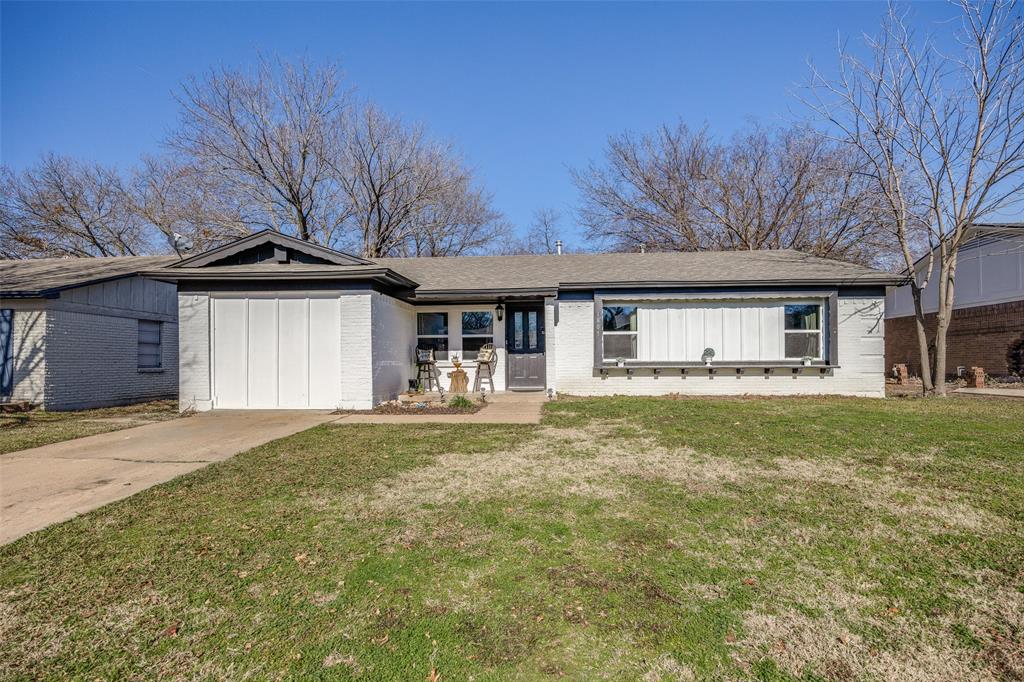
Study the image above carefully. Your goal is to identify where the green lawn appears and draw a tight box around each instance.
[0,400,179,455]
[1,396,1021,680]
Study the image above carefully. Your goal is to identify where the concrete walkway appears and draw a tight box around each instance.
[0,410,339,545]
[335,391,546,425]
[953,387,1024,399]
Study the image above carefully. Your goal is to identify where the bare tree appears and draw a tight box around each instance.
[127,156,254,254]
[335,105,507,257]
[500,208,586,255]
[573,123,893,265]
[0,154,154,258]
[169,56,352,244]
[572,124,706,253]
[807,0,1024,395]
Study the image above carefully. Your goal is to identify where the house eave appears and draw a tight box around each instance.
[559,276,906,290]
[406,287,559,302]
[141,268,419,290]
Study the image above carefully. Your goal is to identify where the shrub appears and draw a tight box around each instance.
[1008,335,1024,377]
[448,395,475,409]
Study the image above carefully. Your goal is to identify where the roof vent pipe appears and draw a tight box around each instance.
[555,240,563,255]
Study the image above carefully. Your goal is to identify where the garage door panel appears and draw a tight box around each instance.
[213,298,247,408]
[308,297,342,408]
[278,298,309,408]
[213,294,341,409]
[246,298,279,408]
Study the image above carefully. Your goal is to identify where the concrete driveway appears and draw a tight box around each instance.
[0,410,339,545]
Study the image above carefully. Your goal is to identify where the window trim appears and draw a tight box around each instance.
[460,311,494,360]
[137,319,163,370]
[601,304,638,360]
[783,303,824,360]
[593,291,839,368]
[416,311,449,360]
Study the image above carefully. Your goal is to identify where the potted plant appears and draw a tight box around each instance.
[802,356,813,367]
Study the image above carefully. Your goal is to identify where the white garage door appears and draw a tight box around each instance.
[212,295,342,409]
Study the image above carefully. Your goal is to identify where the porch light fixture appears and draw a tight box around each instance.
[495,303,504,322]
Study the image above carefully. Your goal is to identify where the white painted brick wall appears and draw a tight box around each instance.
[44,309,178,410]
[545,298,557,395]
[4,301,47,405]
[178,293,212,411]
[370,292,416,403]
[553,296,886,398]
[339,293,374,410]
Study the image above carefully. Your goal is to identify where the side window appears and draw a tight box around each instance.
[784,304,822,359]
[417,312,449,360]
[602,305,637,360]
[138,320,163,369]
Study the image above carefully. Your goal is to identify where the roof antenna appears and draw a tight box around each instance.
[167,232,195,259]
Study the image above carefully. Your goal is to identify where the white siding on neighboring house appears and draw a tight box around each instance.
[886,232,1024,317]
[553,296,885,397]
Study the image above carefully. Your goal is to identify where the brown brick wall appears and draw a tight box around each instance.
[885,299,1024,377]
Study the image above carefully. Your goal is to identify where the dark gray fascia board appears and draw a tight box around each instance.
[562,275,905,290]
[141,267,419,290]
[406,287,558,302]
[170,230,373,268]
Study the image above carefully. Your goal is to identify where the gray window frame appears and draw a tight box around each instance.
[137,319,163,370]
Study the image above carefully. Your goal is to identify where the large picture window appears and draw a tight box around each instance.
[417,312,449,360]
[602,305,637,360]
[461,311,493,360]
[784,304,822,359]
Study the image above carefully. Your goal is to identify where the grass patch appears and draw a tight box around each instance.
[0,400,179,455]
[1,396,1021,679]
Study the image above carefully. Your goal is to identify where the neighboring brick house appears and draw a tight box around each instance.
[0,256,179,410]
[885,224,1024,378]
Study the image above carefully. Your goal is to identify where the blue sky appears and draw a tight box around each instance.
[1,1,961,245]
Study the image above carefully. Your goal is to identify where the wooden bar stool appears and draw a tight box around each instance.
[415,347,439,392]
[473,343,497,394]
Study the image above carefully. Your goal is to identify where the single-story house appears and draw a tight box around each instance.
[147,230,901,411]
[886,223,1024,377]
[0,256,179,410]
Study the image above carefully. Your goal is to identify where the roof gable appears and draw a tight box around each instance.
[171,230,371,269]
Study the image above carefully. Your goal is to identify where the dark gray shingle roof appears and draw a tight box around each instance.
[0,256,178,297]
[373,249,902,293]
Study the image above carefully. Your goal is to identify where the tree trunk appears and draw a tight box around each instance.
[910,285,934,395]
[933,314,949,396]
[295,208,310,241]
